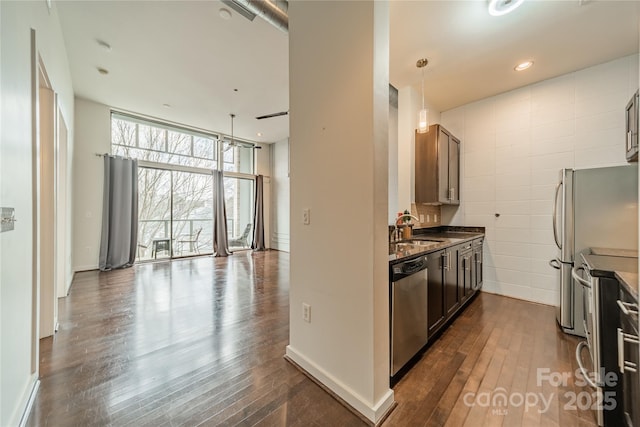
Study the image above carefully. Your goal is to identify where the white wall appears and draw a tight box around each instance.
[271,138,290,252]
[287,1,393,423]
[72,98,111,271]
[440,54,639,305]
[0,0,75,424]
[389,87,399,222]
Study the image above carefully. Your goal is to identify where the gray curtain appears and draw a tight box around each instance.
[213,170,231,257]
[251,175,265,251]
[99,155,138,271]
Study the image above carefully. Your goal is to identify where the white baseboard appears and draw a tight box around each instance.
[271,232,290,253]
[285,345,395,425]
[73,264,98,273]
[17,376,39,427]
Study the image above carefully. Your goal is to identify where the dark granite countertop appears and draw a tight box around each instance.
[615,271,638,301]
[389,226,485,264]
[581,252,638,302]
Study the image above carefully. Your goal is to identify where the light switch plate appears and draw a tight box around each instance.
[1,207,16,233]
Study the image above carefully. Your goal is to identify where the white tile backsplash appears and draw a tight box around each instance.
[575,127,621,150]
[495,214,530,229]
[529,200,553,215]
[496,129,530,148]
[495,172,531,188]
[576,90,629,118]
[574,144,627,168]
[530,136,575,156]
[530,215,551,230]
[496,186,531,202]
[531,102,575,125]
[465,175,495,193]
[492,241,532,258]
[496,200,531,215]
[531,152,575,172]
[530,184,556,201]
[492,255,531,272]
[575,111,620,132]
[531,168,561,186]
[465,201,496,215]
[531,119,575,141]
[465,151,496,177]
[530,243,557,261]
[494,227,531,243]
[440,53,638,307]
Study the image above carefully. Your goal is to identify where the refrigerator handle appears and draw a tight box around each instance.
[552,181,562,250]
[571,265,591,289]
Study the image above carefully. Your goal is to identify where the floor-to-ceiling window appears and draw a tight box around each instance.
[111,112,255,260]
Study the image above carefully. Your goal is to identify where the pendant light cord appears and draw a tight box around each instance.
[421,66,425,110]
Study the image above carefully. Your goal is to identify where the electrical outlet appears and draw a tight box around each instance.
[302,303,311,322]
[303,208,310,225]
[419,214,425,223]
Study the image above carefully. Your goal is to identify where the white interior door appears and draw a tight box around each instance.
[39,86,56,338]
[56,110,68,297]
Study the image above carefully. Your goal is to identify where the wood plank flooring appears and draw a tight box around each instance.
[27,251,596,426]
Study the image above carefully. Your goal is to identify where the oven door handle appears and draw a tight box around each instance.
[617,299,639,316]
[571,265,591,289]
[576,341,598,388]
[618,327,640,373]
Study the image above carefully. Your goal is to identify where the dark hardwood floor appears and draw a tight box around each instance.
[27,251,596,426]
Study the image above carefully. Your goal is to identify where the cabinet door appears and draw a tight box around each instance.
[458,246,472,304]
[626,91,639,161]
[444,248,459,316]
[473,240,483,290]
[448,137,460,204]
[427,250,445,337]
[438,128,450,204]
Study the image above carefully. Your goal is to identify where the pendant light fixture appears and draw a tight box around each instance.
[416,58,429,134]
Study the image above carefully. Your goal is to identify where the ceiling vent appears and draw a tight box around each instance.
[222,0,288,32]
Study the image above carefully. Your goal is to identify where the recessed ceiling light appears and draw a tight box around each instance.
[514,61,534,71]
[96,39,112,52]
[219,8,232,20]
[488,0,525,16]
[97,67,109,75]
[257,132,263,137]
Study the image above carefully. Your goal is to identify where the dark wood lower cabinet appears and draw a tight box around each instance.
[457,244,473,304]
[426,239,484,340]
[444,248,459,316]
[427,250,445,337]
[472,238,483,291]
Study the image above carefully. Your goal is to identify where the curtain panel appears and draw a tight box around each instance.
[251,174,265,251]
[99,155,138,271]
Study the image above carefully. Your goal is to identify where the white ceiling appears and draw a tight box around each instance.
[57,1,640,143]
[390,0,640,112]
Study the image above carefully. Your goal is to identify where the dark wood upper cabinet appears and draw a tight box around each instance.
[415,124,460,205]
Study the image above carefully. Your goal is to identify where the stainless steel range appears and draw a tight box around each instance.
[574,253,639,427]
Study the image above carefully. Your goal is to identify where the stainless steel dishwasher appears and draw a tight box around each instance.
[391,255,429,376]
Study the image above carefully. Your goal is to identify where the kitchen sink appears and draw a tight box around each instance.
[394,240,440,249]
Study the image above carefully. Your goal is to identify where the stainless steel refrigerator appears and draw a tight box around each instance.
[551,164,638,337]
